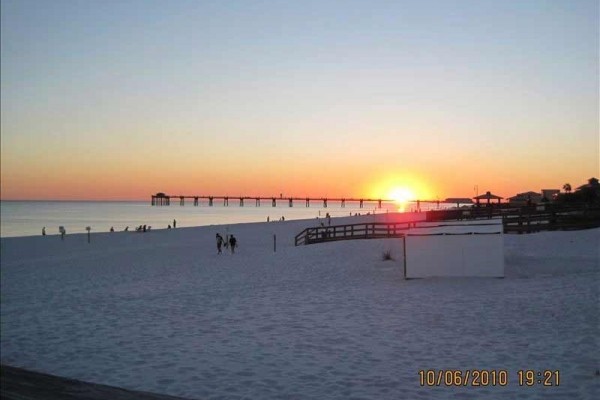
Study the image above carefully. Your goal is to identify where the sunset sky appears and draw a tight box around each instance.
[1,0,598,201]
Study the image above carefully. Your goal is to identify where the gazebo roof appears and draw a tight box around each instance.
[473,191,503,200]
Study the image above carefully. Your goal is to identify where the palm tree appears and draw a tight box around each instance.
[563,183,572,193]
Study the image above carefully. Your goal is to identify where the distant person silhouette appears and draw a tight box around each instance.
[229,235,237,254]
[173,219,177,228]
[42,227,46,236]
[168,224,171,229]
[110,226,114,232]
[216,233,224,254]
[124,226,129,231]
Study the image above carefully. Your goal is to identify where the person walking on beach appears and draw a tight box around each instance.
[173,219,177,228]
[42,227,46,236]
[229,235,237,254]
[216,233,224,254]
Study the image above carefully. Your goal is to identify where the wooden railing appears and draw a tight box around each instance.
[294,222,415,246]
[422,203,600,234]
[294,205,600,245]
[294,221,503,246]
[426,207,505,221]
[501,205,600,233]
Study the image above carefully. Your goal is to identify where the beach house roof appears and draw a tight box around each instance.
[576,177,599,191]
[508,191,540,200]
[508,191,542,205]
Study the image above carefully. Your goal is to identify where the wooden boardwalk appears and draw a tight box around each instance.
[419,204,600,233]
[501,205,600,233]
[294,204,600,245]
[295,221,414,246]
[294,221,501,246]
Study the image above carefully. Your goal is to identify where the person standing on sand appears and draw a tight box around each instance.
[42,227,46,236]
[216,233,224,254]
[173,219,176,228]
[229,235,237,254]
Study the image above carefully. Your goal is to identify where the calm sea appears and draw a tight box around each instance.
[0,200,452,238]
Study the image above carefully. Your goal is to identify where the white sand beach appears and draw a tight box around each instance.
[1,214,598,399]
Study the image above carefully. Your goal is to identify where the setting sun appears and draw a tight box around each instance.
[388,187,416,204]
[368,173,434,204]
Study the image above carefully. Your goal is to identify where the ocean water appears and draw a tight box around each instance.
[0,200,441,238]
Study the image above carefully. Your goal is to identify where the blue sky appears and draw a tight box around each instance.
[1,0,598,200]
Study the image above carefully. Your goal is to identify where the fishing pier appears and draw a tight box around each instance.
[152,193,392,208]
[151,193,460,209]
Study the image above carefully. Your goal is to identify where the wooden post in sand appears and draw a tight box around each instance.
[402,235,407,280]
